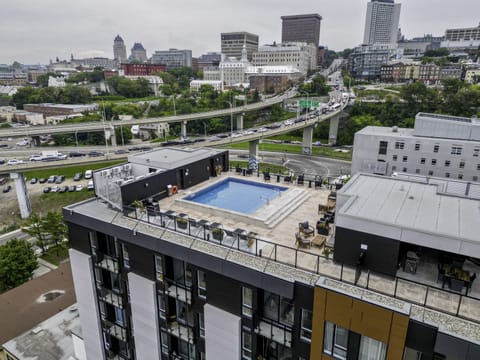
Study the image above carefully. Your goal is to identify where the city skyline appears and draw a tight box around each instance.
[1,0,479,64]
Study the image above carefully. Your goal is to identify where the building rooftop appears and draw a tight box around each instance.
[2,304,82,360]
[0,261,76,345]
[337,173,480,257]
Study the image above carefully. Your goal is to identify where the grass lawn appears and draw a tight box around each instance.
[229,161,287,174]
[30,191,95,215]
[223,142,352,161]
[40,245,69,266]
[24,160,125,180]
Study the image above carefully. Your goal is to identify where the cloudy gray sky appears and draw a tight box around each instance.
[1,0,479,64]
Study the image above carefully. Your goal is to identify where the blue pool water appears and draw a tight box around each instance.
[184,178,287,214]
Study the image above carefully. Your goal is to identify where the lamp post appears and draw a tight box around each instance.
[74,130,79,148]
[172,94,176,116]
[201,121,207,137]
[226,101,233,139]
[299,91,310,116]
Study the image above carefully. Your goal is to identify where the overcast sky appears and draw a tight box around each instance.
[1,0,479,65]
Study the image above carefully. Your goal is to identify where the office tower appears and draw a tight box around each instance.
[130,43,147,63]
[151,49,193,70]
[281,14,322,49]
[113,35,127,64]
[65,147,480,360]
[363,0,401,46]
[220,32,258,61]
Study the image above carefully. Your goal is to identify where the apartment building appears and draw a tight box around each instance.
[363,0,401,47]
[349,44,391,80]
[252,43,316,76]
[220,32,259,62]
[64,147,480,360]
[442,23,480,50]
[351,112,480,182]
[151,49,193,70]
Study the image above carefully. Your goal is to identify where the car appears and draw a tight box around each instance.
[2,185,11,193]
[43,187,52,193]
[88,151,104,157]
[114,149,128,154]
[0,177,7,185]
[16,140,30,146]
[291,141,302,145]
[313,141,322,146]
[47,175,57,183]
[51,186,59,193]
[30,177,38,184]
[29,154,43,161]
[69,151,86,158]
[68,185,76,192]
[0,144,9,148]
[84,170,93,179]
[55,175,65,184]
[39,178,47,184]
[73,173,83,181]
[7,159,24,165]
[76,184,84,191]
[257,128,268,133]
[59,186,69,193]
[87,180,94,190]
[0,159,5,165]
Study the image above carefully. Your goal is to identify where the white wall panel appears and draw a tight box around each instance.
[204,303,241,360]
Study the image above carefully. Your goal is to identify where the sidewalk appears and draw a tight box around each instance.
[33,257,58,278]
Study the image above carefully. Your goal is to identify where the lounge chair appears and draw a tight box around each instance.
[299,221,315,237]
[295,232,311,248]
[264,172,271,181]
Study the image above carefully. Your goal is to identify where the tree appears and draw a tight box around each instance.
[0,239,38,292]
[23,213,49,254]
[43,212,67,255]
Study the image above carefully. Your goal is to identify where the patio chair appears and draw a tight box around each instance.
[297,174,304,185]
[263,172,271,181]
[314,176,322,189]
[299,221,315,237]
[295,232,311,248]
[449,278,465,293]
[284,176,292,183]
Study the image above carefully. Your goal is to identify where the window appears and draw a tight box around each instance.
[158,293,166,319]
[121,243,130,268]
[474,147,480,157]
[99,300,107,318]
[378,141,388,155]
[280,298,294,326]
[431,159,437,165]
[395,141,404,149]
[433,144,439,153]
[402,156,408,162]
[114,306,125,327]
[161,329,169,354]
[323,322,348,359]
[402,168,407,172]
[392,155,398,161]
[458,174,464,180]
[414,143,420,151]
[459,161,465,169]
[155,255,164,282]
[451,146,463,155]
[415,169,420,174]
[197,270,207,298]
[420,158,426,164]
[428,170,434,176]
[473,176,478,182]
[445,172,450,178]
[198,312,205,338]
[300,309,312,342]
[477,164,480,170]
[242,287,253,317]
[242,330,253,359]
[359,335,387,360]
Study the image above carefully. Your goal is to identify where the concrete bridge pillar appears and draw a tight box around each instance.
[110,129,117,147]
[236,114,244,131]
[302,126,314,155]
[248,139,259,170]
[31,136,41,146]
[329,114,340,145]
[180,121,188,139]
[10,173,31,219]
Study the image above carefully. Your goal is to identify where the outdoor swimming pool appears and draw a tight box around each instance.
[183,178,287,215]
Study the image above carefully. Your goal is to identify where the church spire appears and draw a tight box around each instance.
[241,40,248,62]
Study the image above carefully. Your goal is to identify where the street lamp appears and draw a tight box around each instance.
[299,91,310,116]
[226,101,233,138]
[172,94,176,116]
[201,121,207,137]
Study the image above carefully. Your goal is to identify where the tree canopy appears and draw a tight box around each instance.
[0,239,38,292]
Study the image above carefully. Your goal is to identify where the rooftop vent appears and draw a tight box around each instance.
[392,126,398,132]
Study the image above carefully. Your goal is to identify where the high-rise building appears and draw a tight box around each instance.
[130,43,147,63]
[363,0,401,47]
[151,49,193,70]
[113,35,127,64]
[281,14,322,49]
[64,147,480,360]
[442,23,480,50]
[220,32,258,61]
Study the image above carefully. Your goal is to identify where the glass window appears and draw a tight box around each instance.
[420,158,425,164]
[99,300,107,318]
[428,170,434,176]
[359,335,387,360]
[242,330,253,359]
[378,141,388,155]
[474,147,480,157]
[115,306,125,327]
[431,159,437,165]
[459,161,465,169]
[198,312,205,338]
[414,143,420,151]
[451,146,462,155]
[280,298,294,326]
[264,291,279,322]
[300,309,312,342]
[433,144,439,153]
[198,270,207,298]
[392,155,397,161]
[110,272,120,293]
[474,176,478,182]
[155,255,164,282]
[395,141,404,150]
[445,160,450,167]
[458,174,464,180]
[402,168,407,172]
[391,166,396,171]
[242,287,253,318]
[446,172,450,178]
[323,322,349,360]
[324,321,334,355]
[158,293,166,319]
[415,169,420,174]
[402,156,408,162]
[121,243,130,268]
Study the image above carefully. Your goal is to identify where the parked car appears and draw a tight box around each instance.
[88,151,104,157]
[69,151,86,158]
[73,172,83,181]
[29,154,43,161]
[43,187,52,193]
[0,159,5,164]
[87,180,94,190]
[55,175,65,184]
[47,175,57,183]
[59,186,69,193]
[68,185,76,192]
[39,178,47,184]
[84,170,93,179]
[30,177,38,184]
[51,186,59,193]
[7,159,24,165]
[0,177,7,185]
[114,149,129,154]
[2,185,11,193]
[76,184,84,191]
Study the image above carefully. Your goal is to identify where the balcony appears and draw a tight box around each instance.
[103,319,127,342]
[255,318,292,348]
[96,254,119,273]
[98,287,124,308]
[166,284,192,305]
[167,321,194,344]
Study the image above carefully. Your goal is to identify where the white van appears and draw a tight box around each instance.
[84,170,93,179]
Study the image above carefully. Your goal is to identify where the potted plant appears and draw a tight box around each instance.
[132,200,145,218]
[247,232,257,247]
[176,217,188,230]
[211,227,224,241]
[322,247,332,259]
[317,221,329,236]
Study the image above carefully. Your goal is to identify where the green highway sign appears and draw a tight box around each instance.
[299,99,319,108]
